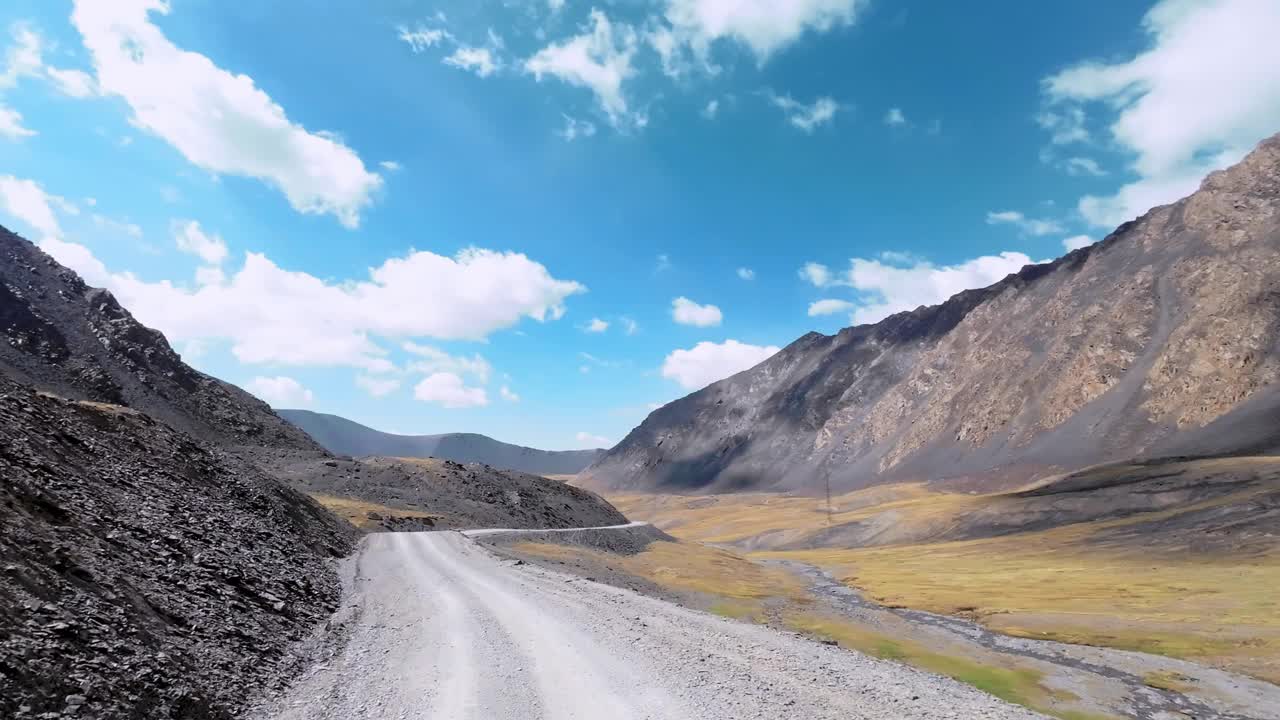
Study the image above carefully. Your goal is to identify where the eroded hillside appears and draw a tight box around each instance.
[583,133,1280,494]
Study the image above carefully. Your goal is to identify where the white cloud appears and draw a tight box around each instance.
[585,317,609,333]
[662,339,781,391]
[575,431,612,447]
[379,160,402,172]
[767,92,838,132]
[444,46,500,77]
[1062,235,1095,252]
[736,267,754,280]
[671,296,722,327]
[1035,106,1088,145]
[173,220,228,265]
[71,1,382,228]
[525,10,640,128]
[91,213,143,239]
[355,374,401,398]
[620,317,639,335]
[558,114,597,141]
[701,98,720,119]
[247,376,314,407]
[799,261,833,287]
[807,298,854,316]
[398,26,451,53]
[500,385,520,402]
[414,372,488,408]
[985,210,1064,237]
[0,105,34,139]
[1064,156,1107,177]
[0,175,63,239]
[663,0,868,63]
[403,342,492,383]
[808,251,1042,325]
[884,107,906,126]
[35,233,584,370]
[1044,0,1280,227]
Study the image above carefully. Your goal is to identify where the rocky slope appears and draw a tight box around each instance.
[267,454,626,531]
[583,132,1280,494]
[0,376,358,719]
[278,409,603,475]
[0,227,320,455]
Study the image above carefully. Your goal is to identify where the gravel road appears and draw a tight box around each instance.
[259,531,1046,720]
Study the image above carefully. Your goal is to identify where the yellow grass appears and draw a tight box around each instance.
[755,537,1280,682]
[308,493,440,529]
[515,540,805,602]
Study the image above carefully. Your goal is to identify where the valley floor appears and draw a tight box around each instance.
[253,530,1043,720]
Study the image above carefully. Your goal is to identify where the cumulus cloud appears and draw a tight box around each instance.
[525,10,641,128]
[884,107,906,126]
[1062,235,1095,252]
[403,342,492,384]
[71,1,382,228]
[799,261,833,287]
[800,251,1042,325]
[1043,0,1280,227]
[584,317,609,333]
[575,431,612,447]
[661,339,781,391]
[766,92,838,132]
[736,267,754,280]
[500,385,520,403]
[985,210,1064,237]
[34,228,584,371]
[0,175,64,239]
[0,105,34,139]
[172,220,228,265]
[414,372,487,408]
[355,374,401,398]
[807,299,854,316]
[248,376,313,407]
[702,99,720,119]
[662,0,868,63]
[671,296,722,327]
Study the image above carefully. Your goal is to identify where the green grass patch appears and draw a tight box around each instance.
[785,613,1119,720]
[1140,670,1196,693]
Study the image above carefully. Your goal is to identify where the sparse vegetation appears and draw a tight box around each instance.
[308,493,441,529]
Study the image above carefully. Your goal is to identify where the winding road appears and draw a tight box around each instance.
[261,529,1044,720]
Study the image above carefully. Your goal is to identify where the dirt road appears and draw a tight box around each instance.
[259,531,1045,719]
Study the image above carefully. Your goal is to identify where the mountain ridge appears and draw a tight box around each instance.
[582,132,1280,494]
[278,408,604,475]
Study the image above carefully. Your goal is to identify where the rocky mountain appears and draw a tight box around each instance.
[0,375,357,719]
[0,227,320,455]
[278,409,604,475]
[582,133,1280,494]
[0,227,627,716]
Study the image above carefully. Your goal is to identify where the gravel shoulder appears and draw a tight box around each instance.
[256,530,1045,720]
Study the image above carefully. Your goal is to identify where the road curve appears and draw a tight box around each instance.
[260,530,1045,720]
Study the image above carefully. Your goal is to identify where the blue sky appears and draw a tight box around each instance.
[1,0,1278,449]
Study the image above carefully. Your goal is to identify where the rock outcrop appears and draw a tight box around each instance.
[583,133,1280,494]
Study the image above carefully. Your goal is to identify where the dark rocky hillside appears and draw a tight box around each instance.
[278,409,604,475]
[583,132,1280,494]
[267,454,626,531]
[0,228,320,455]
[0,376,357,719]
